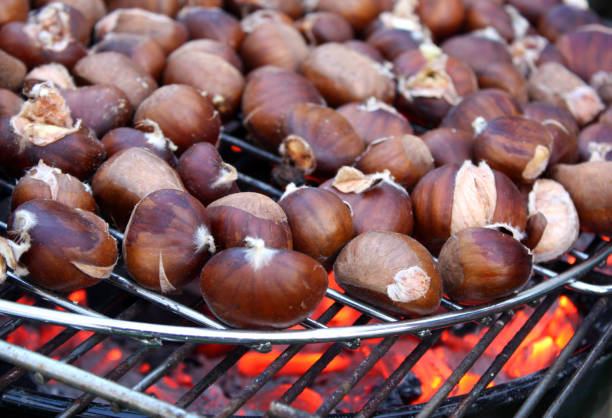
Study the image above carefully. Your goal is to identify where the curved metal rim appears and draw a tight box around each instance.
[0,243,609,345]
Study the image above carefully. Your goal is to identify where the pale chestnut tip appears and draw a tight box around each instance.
[193,224,216,254]
[244,236,277,271]
[386,266,431,303]
[136,119,178,152]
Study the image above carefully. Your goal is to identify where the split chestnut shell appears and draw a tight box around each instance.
[123,189,215,293]
[334,231,442,316]
[200,237,328,329]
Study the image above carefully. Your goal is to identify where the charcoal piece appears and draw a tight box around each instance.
[378,372,422,409]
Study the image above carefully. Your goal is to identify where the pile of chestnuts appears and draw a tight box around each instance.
[0,0,611,330]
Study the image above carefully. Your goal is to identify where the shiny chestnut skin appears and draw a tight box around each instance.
[61,85,133,138]
[477,62,528,102]
[0,83,106,180]
[91,33,166,80]
[441,89,523,134]
[0,0,28,26]
[523,102,579,165]
[170,39,243,72]
[241,66,325,149]
[417,0,465,40]
[73,52,157,109]
[320,167,413,236]
[207,192,292,250]
[421,128,475,167]
[278,185,353,267]
[411,161,528,255]
[134,84,221,155]
[334,231,442,316]
[578,123,612,162]
[465,0,514,41]
[240,22,309,72]
[296,12,354,46]
[556,26,612,85]
[474,116,553,183]
[101,124,178,167]
[177,142,239,205]
[106,0,181,16]
[441,34,513,75]
[439,227,533,304]
[0,89,24,117]
[550,161,612,235]
[7,199,118,293]
[343,40,384,63]
[301,43,395,107]
[123,189,215,294]
[177,7,244,50]
[356,135,434,190]
[0,49,26,92]
[538,5,600,43]
[91,148,186,230]
[282,103,365,176]
[11,160,97,212]
[228,0,304,19]
[366,28,420,62]
[336,99,412,145]
[200,238,328,329]
[315,0,378,32]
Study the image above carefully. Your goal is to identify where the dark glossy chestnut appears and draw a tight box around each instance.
[441,34,512,75]
[296,12,354,45]
[578,123,612,162]
[0,49,26,91]
[417,0,465,40]
[421,128,474,167]
[177,6,244,50]
[240,22,309,72]
[538,5,600,42]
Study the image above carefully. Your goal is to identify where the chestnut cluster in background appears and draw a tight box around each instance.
[0,0,611,330]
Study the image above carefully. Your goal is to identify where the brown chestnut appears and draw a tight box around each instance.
[528,62,605,126]
[342,40,385,63]
[95,8,188,54]
[281,103,365,176]
[240,22,308,72]
[73,52,157,109]
[538,5,600,43]
[200,237,328,329]
[207,192,293,250]
[320,167,413,236]
[365,28,420,61]
[32,0,106,26]
[417,0,465,40]
[411,160,528,254]
[441,33,513,75]
[474,116,553,183]
[439,227,533,304]
[465,0,514,41]
[355,135,433,190]
[509,35,558,78]
[278,185,353,267]
[240,9,294,34]
[336,98,412,145]
[91,33,167,80]
[91,147,186,230]
[549,161,612,235]
[301,43,395,107]
[477,62,528,102]
[578,123,612,162]
[177,7,244,50]
[0,82,106,180]
[296,12,354,45]
[441,89,523,134]
[134,84,221,155]
[106,0,181,17]
[123,189,215,294]
[527,179,579,263]
[0,0,28,26]
[169,39,244,72]
[506,0,558,24]
[315,0,378,32]
[0,89,24,117]
[334,231,442,316]
[241,67,325,149]
[421,128,475,167]
[177,142,239,205]
[600,106,612,127]
[6,199,117,292]
[11,160,96,212]
[0,49,26,92]
[24,63,76,90]
[229,0,304,19]
[101,121,178,167]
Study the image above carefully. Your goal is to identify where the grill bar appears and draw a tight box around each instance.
[131,342,198,393]
[515,296,610,418]
[449,292,559,418]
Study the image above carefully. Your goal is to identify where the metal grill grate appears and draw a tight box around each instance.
[0,133,610,417]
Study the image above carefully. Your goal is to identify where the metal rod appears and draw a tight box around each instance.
[59,344,154,418]
[237,172,283,199]
[449,293,559,418]
[515,296,610,418]
[356,331,443,418]
[220,133,283,164]
[0,318,23,339]
[417,311,514,418]
[543,308,612,418]
[132,342,198,393]
[0,339,198,418]
[314,335,400,416]
[325,289,398,323]
[175,345,250,409]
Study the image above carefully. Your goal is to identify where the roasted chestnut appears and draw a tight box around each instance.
[366,28,420,61]
[134,84,221,155]
[0,0,28,26]
[296,12,354,45]
[538,5,600,42]
[0,89,24,117]
[0,82,106,180]
[411,160,528,254]
[441,34,513,75]
[578,123,612,162]
[207,192,292,250]
[278,185,353,267]
[240,22,309,72]
[465,0,514,41]
[6,199,117,292]
[0,49,26,91]
[106,0,181,16]
[24,63,75,90]
[177,7,244,50]
[177,142,239,205]
[11,160,96,212]
[421,128,474,167]
[477,62,528,102]
[200,237,328,329]
[123,189,215,294]
[549,161,612,235]
[334,231,442,316]
[438,227,533,304]
[91,147,186,230]
[474,116,553,183]
[320,167,413,236]
[527,179,579,263]
[416,0,465,40]
[315,0,379,31]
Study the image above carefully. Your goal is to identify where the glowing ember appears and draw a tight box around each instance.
[238,351,351,376]
[246,384,323,413]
